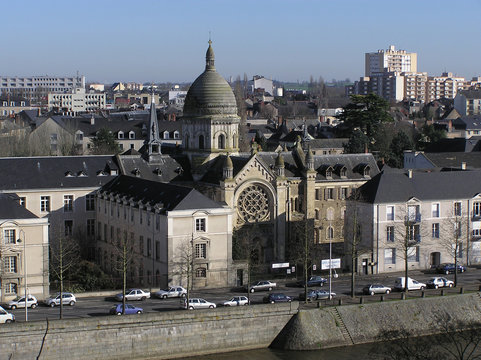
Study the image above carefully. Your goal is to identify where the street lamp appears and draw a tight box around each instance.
[17,229,27,322]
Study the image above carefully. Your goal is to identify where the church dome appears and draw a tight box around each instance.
[183,41,238,117]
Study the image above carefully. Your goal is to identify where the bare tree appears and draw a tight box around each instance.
[112,230,136,314]
[49,231,80,319]
[439,203,470,286]
[170,237,195,307]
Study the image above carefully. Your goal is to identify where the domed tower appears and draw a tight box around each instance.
[182,41,240,164]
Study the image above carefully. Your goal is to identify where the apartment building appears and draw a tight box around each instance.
[365,45,417,77]
[454,90,481,116]
[0,96,32,117]
[48,88,106,115]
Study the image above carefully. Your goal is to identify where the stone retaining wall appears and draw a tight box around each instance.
[0,303,298,360]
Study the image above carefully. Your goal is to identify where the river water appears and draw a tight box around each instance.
[190,344,374,360]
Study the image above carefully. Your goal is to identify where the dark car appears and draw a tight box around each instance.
[263,293,292,304]
[297,276,327,287]
[109,304,143,315]
[436,263,466,275]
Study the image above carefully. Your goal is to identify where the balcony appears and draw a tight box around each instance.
[405,214,421,224]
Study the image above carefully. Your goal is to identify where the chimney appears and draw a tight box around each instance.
[448,119,452,132]
[90,114,95,125]
[461,162,467,170]
[407,169,413,178]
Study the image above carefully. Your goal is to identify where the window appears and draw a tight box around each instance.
[454,202,462,216]
[87,219,95,236]
[408,224,420,242]
[454,221,462,237]
[218,134,225,149]
[340,188,348,200]
[64,220,73,236]
[431,203,440,218]
[326,226,334,240]
[110,226,114,242]
[195,267,206,278]
[315,189,320,200]
[155,241,160,260]
[196,218,206,232]
[4,256,17,273]
[139,236,144,255]
[129,131,135,139]
[325,188,334,200]
[64,195,74,212]
[156,215,160,230]
[5,283,17,294]
[386,206,394,221]
[86,194,95,211]
[147,238,152,256]
[386,226,394,242]
[384,248,396,265]
[407,246,419,262]
[474,202,481,217]
[326,208,334,221]
[40,196,50,212]
[118,131,124,139]
[19,197,26,208]
[453,243,463,258]
[432,223,440,238]
[195,243,206,259]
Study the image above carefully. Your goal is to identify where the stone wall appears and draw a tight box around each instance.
[0,303,298,360]
[273,293,481,350]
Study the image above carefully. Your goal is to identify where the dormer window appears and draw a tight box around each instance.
[132,168,141,177]
[363,165,371,178]
[77,171,87,177]
[129,131,135,139]
[118,131,124,139]
[173,131,180,139]
[163,131,169,139]
[325,166,333,179]
[340,166,347,178]
[65,171,74,177]
[76,131,84,141]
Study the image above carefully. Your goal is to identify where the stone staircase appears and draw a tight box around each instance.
[332,307,354,345]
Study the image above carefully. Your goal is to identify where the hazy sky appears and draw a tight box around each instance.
[2,0,480,84]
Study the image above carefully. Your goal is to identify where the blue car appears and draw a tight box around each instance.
[109,304,143,315]
[436,263,466,275]
[263,293,292,304]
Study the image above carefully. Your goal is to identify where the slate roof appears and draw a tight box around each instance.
[312,153,380,181]
[458,90,481,100]
[422,152,481,169]
[0,155,119,191]
[424,137,481,152]
[303,138,348,149]
[116,153,191,183]
[0,194,38,220]
[358,168,481,204]
[100,175,224,212]
[454,116,481,130]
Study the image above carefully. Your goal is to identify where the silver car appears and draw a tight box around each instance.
[115,289,150,301]
[184,298,216,310]
[363,284,391,295]
[248,280,277,293]
[7,295,38,309]
[222,296,249,306]
[154,286,187,299]
[45,293,76,307]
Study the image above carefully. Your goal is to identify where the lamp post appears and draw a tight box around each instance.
[328,221,332,301]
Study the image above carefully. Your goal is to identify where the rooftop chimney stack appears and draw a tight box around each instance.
[461,162,467,170]
[407,169,413,178]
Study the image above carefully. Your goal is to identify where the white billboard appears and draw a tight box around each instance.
[321,258,341,270]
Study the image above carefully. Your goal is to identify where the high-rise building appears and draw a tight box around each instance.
[365,45,417,77]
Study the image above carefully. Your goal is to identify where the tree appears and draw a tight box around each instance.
[90,128,121,155]
[170,237,195,307]
[416,124,446,151]
[49,232,80,319]
[337,94,393,152]
[112,230,136,314]
[388,131,414,168]
[439,203,470,287]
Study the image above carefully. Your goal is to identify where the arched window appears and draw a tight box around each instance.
[218,134,225,149]
[233,134,238,148]
[199,135,204,149]
[327,226,334,240]
[315,209,320,220]
[327,207,334,221]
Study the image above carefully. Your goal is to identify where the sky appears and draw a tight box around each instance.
[2,0,481,84]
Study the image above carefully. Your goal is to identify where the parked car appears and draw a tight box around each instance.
[184,298,216,310]
[44,293,76,307]
[114,289,150,301]
[222,296,249,306]
[436,263,466,275]
[7,295,38,310]
[248,280,276,293]
[109,304,143,315]
[263,293,292,304]
[393,277,426,291]
[0,306,14,324]
[298,289,333,301]
[296,276,327,287]
[154,286,187,299]
[427,277,454,289]
[313,290,336,299]
[363,284,391,296]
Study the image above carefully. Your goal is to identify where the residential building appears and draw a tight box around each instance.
[249,76,274,96]
[426,73,465,103]
[352,168,481,274]
[454,90,481,116]
[96,175,233,289]
[0,97,32,117]
[47,88,106,115]
[0,194,49,302]
[365,45,417,77]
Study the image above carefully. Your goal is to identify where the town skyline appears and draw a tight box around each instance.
[2,0,480,84]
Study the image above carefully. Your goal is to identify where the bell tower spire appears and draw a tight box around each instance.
[205,39,215,71]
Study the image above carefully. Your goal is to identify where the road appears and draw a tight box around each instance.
[6,267,481,323]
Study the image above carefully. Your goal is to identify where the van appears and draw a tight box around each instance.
[394,277,426,291]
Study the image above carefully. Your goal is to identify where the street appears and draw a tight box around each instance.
[7,267,481,323]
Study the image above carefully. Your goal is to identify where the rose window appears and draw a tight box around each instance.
[237,185,270,223]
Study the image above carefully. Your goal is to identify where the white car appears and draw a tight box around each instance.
[427,277,454,289]
[7,295,38,309]
[393,277,426,291]
[184,298,216,310]
[222,296,249,306]
[154,286,187,299]
[0,306,15,324]
[44,292,76,307]
[115,289,151,301]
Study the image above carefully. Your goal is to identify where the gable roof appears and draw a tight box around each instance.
[0,155,119,191]
[358,168,481,204]
[0,194,38,220]
[100,175,223,212]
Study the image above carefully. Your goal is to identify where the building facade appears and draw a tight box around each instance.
[365,45,417,77]
[48,88,106,115]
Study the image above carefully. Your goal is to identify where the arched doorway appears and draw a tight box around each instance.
[198,134,204,149]
[218,134,225,149]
